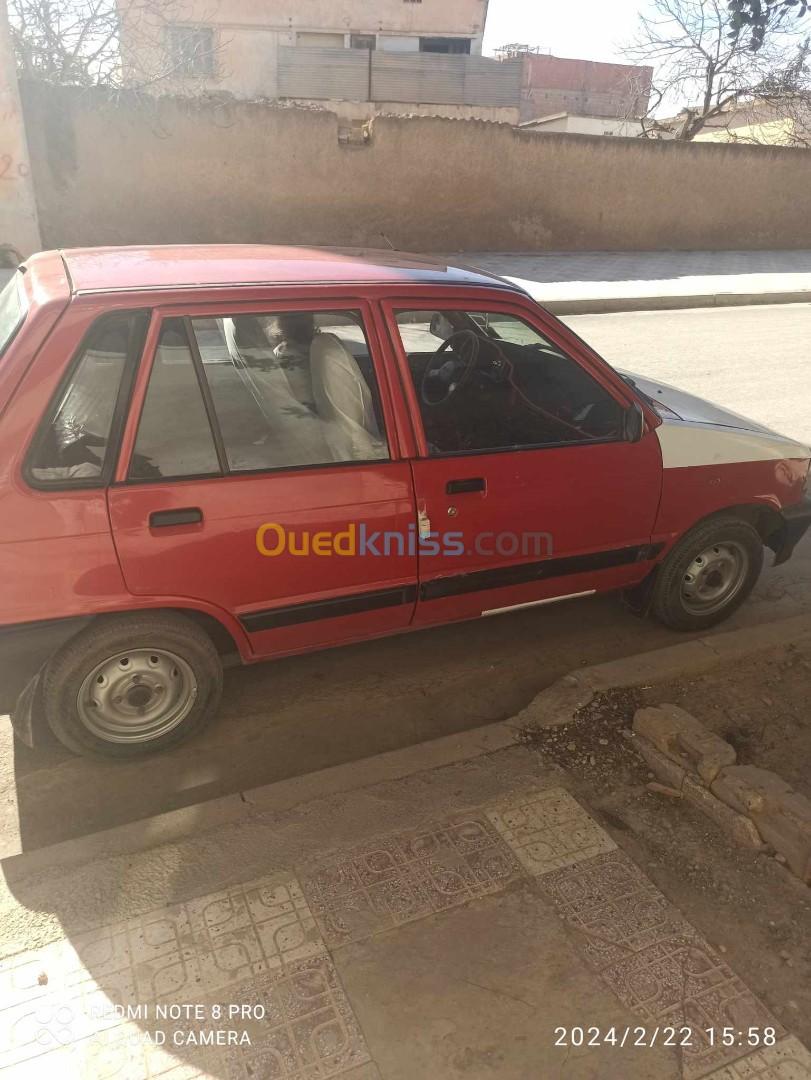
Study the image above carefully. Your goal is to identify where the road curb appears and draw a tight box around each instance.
[6,613,811,880]
[1,720,517,881]
[509,612,811,733]
[545,290,811,315]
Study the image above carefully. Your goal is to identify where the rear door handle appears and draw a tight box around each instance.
[149,507,203,528]
[446,477,486,495]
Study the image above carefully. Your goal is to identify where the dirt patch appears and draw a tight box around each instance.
[518,687,646,792]
[519,642,811,1049]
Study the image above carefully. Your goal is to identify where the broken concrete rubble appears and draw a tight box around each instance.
[633,735,688,790]
[681,776,765,851]
[633,703,736,783]
[632,704,811,884]
[712,766,811,883]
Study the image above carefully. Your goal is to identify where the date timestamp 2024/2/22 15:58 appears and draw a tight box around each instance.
[553,1026,778,1049]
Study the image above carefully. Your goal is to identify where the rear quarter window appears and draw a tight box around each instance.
[25,311,148,488]
[0,271,27,358]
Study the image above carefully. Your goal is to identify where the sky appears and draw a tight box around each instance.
[481,0,647,63]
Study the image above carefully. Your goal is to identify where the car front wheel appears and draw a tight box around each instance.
[650,515,764,631]
[42,612,223,757]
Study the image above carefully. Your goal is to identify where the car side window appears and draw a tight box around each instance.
[129,319,221,481]
[187,309,388,472]
[27,311,147,486]
[394,309,624,456]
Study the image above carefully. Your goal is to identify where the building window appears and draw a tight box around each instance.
[296,31,345,48]
[167,25,215,77]
[350,34,376,49]
[419,37,472,54]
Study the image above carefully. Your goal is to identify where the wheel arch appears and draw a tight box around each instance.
[87,604,247,661]
[625,500,779,616]
[658,500,784,560]
[9,603,247,749]
[719,501,785,554]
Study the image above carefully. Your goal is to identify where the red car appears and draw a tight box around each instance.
[1,246,809,758]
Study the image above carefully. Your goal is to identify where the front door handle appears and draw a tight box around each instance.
[446,477,485,495]
[149,507,203,528]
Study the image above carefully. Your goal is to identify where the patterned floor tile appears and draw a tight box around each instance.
[539,850,687,969]
[0,970,141,1071]
[538,850,783,1079]
[70,1025,221,1080]
[220,955,372,1080]
[485,788,616,875]
[300,815,523,946]
[0,873,328,1076]
[702,1036,811,1079]
[185,877,325,994]
[0,921,132,1005]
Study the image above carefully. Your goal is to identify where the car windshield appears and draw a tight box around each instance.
[0,271,27,359]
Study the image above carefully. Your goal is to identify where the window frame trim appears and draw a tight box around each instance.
[23,308,150,493]
[115,299,398,486]
[182,315,230,475]
[123,314,226,485]
[166,23,216,78]
[381,297,636,460]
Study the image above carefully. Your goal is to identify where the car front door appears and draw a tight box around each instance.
[108,299,417,658]
[384,298,663,626]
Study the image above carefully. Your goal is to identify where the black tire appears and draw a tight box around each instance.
[650,515,764,632]
[42,612,223,758]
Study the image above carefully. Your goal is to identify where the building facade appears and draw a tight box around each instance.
[519,112,645,137]
[519,53,653,123]
[116,6,653,129]
[117,0,491,100]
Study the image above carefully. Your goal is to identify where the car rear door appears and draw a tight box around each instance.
[108,298,417,658]
[383,296,664,626]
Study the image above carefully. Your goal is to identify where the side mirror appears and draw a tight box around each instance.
[624,401,645,443]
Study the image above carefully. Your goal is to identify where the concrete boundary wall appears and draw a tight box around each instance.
[19,81,811,252]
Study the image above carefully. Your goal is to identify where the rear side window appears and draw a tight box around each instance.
[27,312,147,487]
[189,309,388,473]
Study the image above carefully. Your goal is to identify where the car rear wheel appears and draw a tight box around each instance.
[650,515,764,631]
[42,612,223,757]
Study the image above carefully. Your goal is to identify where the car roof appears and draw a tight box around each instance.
[53,245,522,296]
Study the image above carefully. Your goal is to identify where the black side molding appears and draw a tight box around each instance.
[241,585,418,633]
[239,543,664,632]
[420,544,664,601]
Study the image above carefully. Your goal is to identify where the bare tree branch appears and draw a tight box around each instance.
[624,0,810,143]
[7,0,226,92]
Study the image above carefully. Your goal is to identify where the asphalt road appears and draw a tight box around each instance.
[566,302,811,443]
[3,303,811,856]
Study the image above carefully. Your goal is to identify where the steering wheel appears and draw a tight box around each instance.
[420,331,481,407]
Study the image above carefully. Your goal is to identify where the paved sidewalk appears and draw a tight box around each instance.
[2,745,810,1079]
[461,250,811,313]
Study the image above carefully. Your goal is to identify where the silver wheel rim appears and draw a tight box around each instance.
[680,541,749,616]
[76,648,198,744]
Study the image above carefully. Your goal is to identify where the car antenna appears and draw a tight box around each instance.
[380,232,396,250]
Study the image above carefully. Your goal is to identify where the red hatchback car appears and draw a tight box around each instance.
[1,246,809,758]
